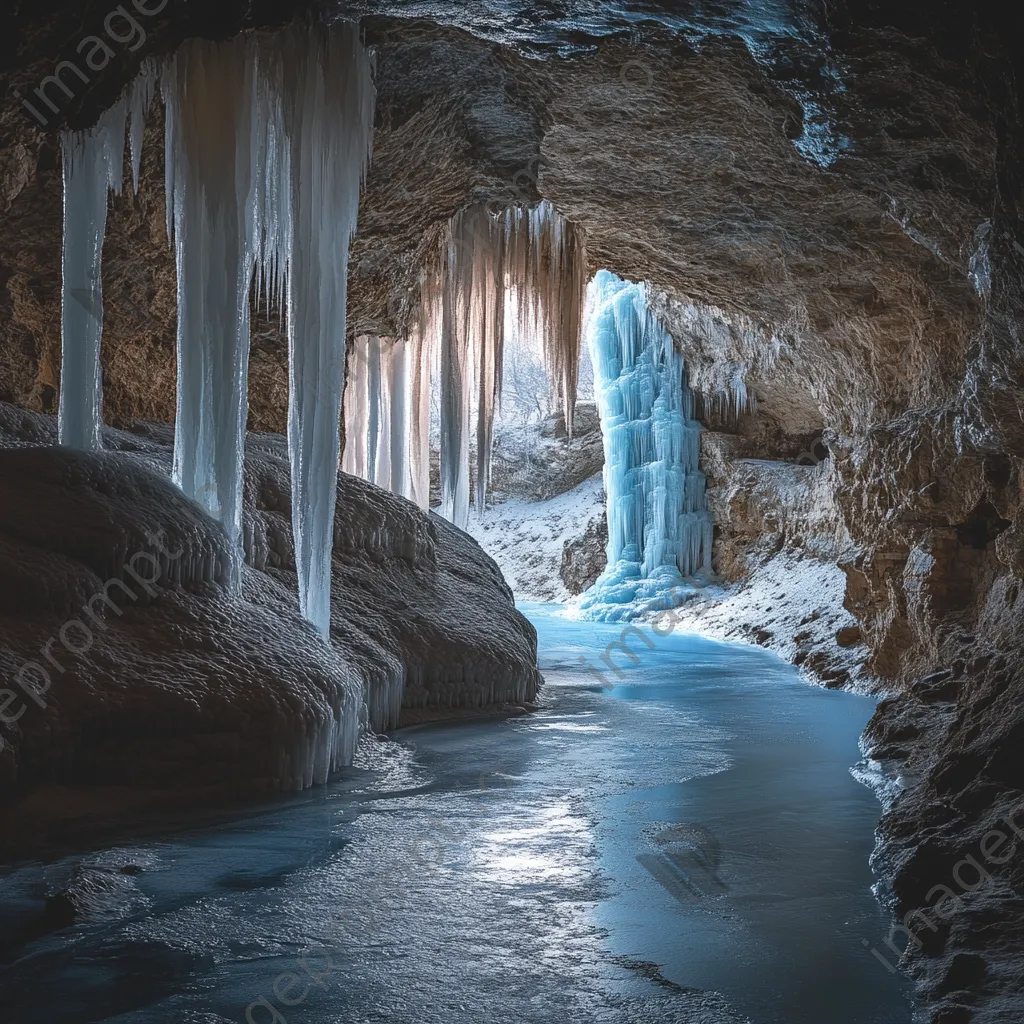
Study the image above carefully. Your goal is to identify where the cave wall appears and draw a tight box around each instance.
[3,2,1021,688]
[3,5,1024,1013]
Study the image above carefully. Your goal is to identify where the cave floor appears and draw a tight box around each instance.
[0,607,911,1024]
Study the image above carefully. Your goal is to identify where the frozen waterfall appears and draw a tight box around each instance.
[58,100,127,450]
[578,271,713,622]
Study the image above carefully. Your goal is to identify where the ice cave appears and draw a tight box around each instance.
[1,2,1023,1023]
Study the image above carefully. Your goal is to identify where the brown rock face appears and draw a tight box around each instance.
[560,512,608,596]
[2,1,1024,1016]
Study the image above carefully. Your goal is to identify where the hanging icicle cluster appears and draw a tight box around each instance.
[59,63,158,451]
[578,271,714,623]
[339,200,586,527]
[160,22,374,629]
[58,23,374,636]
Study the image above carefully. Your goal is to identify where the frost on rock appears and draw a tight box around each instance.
[578,271,713,622]
[59,99,127,451]
[0,406,540,850]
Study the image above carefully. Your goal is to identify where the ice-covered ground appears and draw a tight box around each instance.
[0,606,911,1024]
[669,547,873,691]
[465,473,605,603]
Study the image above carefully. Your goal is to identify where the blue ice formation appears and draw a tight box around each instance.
[578,271,713,622]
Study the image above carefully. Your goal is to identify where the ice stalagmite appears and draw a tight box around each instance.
[59,99,127,450]
[162,38,256,567]
[256,23,375,635]
[578,271,713,622]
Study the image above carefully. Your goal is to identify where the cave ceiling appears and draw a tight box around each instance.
[0,1,1020,448]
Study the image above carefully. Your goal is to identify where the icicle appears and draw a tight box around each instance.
[439,224,473,529]
[526,200,586,437]
[424,200,586,521]
[59,98,127,451]
[342,335,370,478]
[161,37,256,574]
[374,338,394,490]
[365,335,382,484]
[126,60,158,193]
[579,271,713,622]
[388,338,410,497]
[408,299,435,510]
[255,23,374,636]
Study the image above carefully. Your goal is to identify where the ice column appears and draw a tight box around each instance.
[579,271,713,622]
[342,336,370,479]
[280,26,374,636]
[162,38,256,568]
[249,23,374,634]
[59,99,127,450]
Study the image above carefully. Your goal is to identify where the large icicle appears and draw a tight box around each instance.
[162,37,256,568]
[373,338,394,491]
[525,201,586,437]
[438,220,474,529]
[579,271,713,622]
[59,99,127,450]
[342,335,370,479]
[257,23,375,636]
[409,299,436,510]
[386,338,410,497]
[342,335,413,499]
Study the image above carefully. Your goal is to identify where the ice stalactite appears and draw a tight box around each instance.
[373,339,394,491]
[517,201,587,437]
[342,335,370,480]
[268,23,375,637]
[162,38,257,571]
[126,60,159,193]
[409,306,436,510]
[427,201,587,523]
[343,335,414,499]
[386,338,410,496]
[58,100,127,451]
[579,271,713,623]
[365,335,382,484]
[438,218,474,529]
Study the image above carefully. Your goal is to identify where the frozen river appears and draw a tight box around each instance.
[0,604,911,1023]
